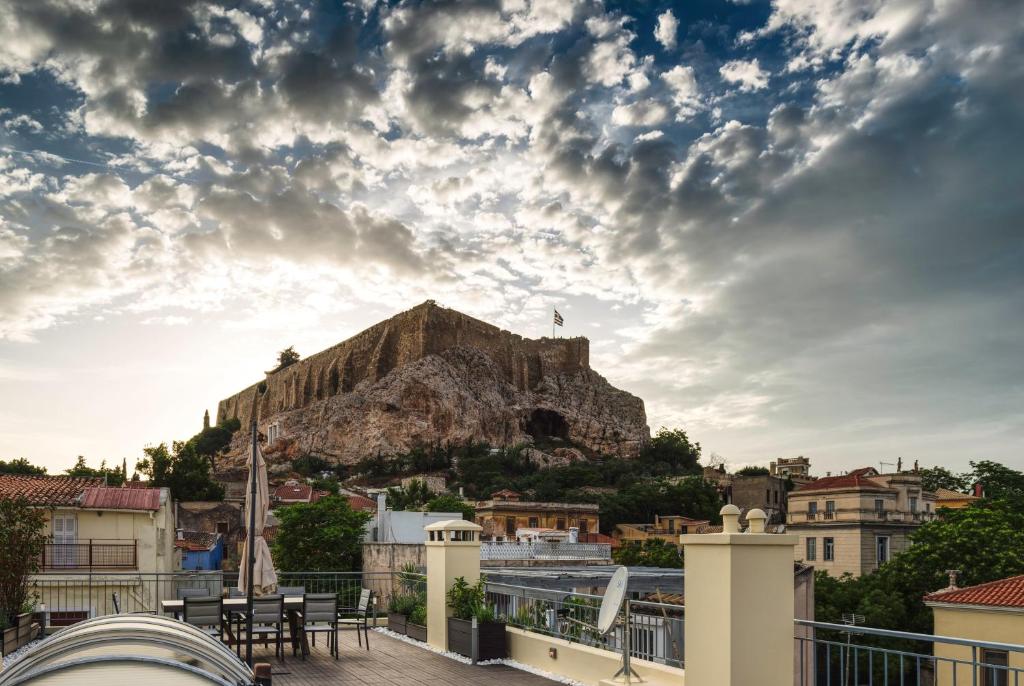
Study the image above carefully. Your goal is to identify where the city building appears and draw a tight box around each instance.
[0,474,175,626]
[926,574,1024,686]
[614,515,711,546]
[787,467,937,576]
[730,473,789,524]
[474,489,600,540]
[272,479,329,505]
[174,530,224,571]
[770,456,814,484]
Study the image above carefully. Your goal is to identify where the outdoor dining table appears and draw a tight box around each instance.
[161,595,310,657]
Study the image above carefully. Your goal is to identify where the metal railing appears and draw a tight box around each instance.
[485,582,684,668]
[796,619,1024,686]
[480,541,611,560]
[28,570,403,626]
[38,540,138,570]
[794,510,938,524]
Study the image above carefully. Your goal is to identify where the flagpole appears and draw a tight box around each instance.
[245,419,257,666]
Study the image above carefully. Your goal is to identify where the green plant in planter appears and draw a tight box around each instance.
[446,577,486,621]
[409,603,427,626]
[390,593,419,616]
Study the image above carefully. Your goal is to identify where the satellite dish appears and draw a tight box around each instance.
[597,566,630,635]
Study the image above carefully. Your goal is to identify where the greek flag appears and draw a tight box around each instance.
[553,309,564,327]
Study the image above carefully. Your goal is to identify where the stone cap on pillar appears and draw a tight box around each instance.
[425,519,483,545]
[680,504,797,546]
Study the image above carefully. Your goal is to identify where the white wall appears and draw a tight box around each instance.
[371,510,463,543]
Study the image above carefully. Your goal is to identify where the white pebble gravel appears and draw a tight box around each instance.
[2,639,41,670]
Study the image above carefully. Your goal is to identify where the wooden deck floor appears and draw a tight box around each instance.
[250,630,560,686]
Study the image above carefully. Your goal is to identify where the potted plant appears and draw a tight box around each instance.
[406,603,427,642]
[387,593,416,635]
[445,577,506,660]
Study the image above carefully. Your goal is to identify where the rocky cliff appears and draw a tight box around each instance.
[216,301,649,467]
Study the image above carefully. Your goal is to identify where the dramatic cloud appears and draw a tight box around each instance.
[1,0,1022,470]
[654,10,679,51]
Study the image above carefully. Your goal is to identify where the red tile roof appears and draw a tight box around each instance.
[796,467,889,492]
[925,575,1024,609]
[174,530,221,552]
[0,475,101,506]
[81,486,161,511]
[274,483,312,502]
[346,494,377,512]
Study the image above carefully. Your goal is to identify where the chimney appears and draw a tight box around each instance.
[973,482,984,497]
[946,569,961,590]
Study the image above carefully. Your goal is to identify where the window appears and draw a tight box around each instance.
[909,496,918,513]
[823,537,835,561]
[556,518,566,530]
[774,490,779,505]
[805,537,816,561]
[667,519,675,533]
[876,536,890,565]
[216,521,228,535]
[874,499,884,512]
[267,423,279,444]
[579,519,589,535]
[766,489,771,504]
[52,513,78,568]
[981,649,1008,686]
[528,516,539,528]
[808,502,818,517]
[825,500,835,519]
[505,517,516,537]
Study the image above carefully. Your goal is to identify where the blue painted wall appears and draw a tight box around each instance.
[181,538,224,571]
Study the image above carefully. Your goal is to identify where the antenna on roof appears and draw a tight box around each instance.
[879,461,895,474]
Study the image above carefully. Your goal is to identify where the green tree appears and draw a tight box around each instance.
[638,428,702,473]
[613,539,683,568]
[65,455,126,486]
[0,497,47,625]
[386,480,432,510]
[189,418,241,462]
[0,458,47,476]
[968,460,1024,499]
[426,494,475,521]
[273,346,301,372]
[597,477,722,534]
[735,466,770,476]
[919,466,970,493]
[292,454,331,477]
[272,496,371,572]
[137,442,224,502]
[310,476,341,495]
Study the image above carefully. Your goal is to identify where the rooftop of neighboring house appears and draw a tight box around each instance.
[617,515,711,533]
[925,575,1024,610]
[346,493,377,512]
[174,530,222,552]
[934,487,980,503]
[794,467,891,493]
[0,475,162,510]
[273,480,313,502]
[475,490,600,512]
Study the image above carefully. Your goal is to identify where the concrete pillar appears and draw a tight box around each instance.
[425,519,482,651]
[680,505,798,686]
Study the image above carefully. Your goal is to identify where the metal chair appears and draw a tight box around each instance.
[299,593,339,660]
[226,588,247,655]
[240,595,286,662]
[337,589,373,650]
[183,596,224,642]
[173,588,210,619]
[277,586,306,597]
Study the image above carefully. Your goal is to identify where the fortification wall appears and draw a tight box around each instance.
[217,301,590,430]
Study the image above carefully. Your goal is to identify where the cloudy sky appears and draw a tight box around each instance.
[1,0,1022,475]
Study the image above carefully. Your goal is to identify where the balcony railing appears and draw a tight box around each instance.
[793,509,938,524]
[796,619,1024,685]
[38,540,138,570]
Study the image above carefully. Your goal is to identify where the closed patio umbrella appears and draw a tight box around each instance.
[239,433,277,596]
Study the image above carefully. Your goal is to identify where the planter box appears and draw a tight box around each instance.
[388,613,408,635]
[406,623,427,642]
[447,617,507,660]
[2,613,35,657]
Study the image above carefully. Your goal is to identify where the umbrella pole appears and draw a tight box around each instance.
[245,419,258,666]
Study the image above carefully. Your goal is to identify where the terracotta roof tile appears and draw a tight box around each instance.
[0,475,101,506]
[346,494,377,511]
[175,530,221,552]
[274,483,312,501]
[81,486,161,511]
[925,575,1024,609]
[796,467,890,492]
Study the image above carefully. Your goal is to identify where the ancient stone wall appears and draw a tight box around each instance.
[217,300,590,430]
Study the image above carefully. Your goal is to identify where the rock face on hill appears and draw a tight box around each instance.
[215,301,649,468]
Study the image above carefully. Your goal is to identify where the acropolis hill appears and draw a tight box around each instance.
[216,301,650,467]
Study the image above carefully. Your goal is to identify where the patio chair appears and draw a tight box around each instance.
[277,586,306,597]
[298,593,339,660]
[173,588,210,619]
[226,588,247,655]
[183,596,225,642]
[240,594,286,662]
[337,589,373,650]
